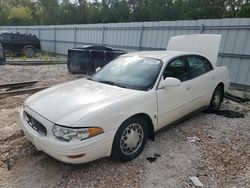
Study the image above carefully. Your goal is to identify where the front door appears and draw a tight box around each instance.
[156,57,194,129]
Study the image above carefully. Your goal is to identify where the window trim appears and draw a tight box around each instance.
[162,56,190,81]
[91,56,164,91]
[13,34,26,42]
[156,55,189,90]
[156,54,214,90]
[186,55,214,79]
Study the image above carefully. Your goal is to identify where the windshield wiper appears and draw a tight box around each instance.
[99,80,127,88]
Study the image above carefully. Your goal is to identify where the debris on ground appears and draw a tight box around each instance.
[146,157,157,163]
[189,176,203,187]
[215,110,245,118]
[147,153,161,163]
[225,93,250,103]
[187,136,201,143]
[3,159,10,171]
[154,153,161,158]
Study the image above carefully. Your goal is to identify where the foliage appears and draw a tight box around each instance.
[0,0,249,26]
[8,6,34,25]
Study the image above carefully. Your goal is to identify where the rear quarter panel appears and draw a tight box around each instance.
[214,66,230,92]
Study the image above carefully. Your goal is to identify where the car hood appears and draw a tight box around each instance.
[25,78,141,126]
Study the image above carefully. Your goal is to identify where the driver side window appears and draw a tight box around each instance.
[163,58,190,82]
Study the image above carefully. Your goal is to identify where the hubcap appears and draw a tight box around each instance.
[25,48,34,57]
[213,92,221,109]
[120,123,144,155]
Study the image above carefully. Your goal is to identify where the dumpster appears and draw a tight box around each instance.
[67,45,126,74]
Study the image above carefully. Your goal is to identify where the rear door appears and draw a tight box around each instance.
[185,55,216,107]
[12,34,27,53]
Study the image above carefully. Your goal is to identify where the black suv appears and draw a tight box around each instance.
[0,32,41,57]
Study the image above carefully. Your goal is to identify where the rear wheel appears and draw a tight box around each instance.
[207,86,223,113]
[24,47,35,58]
[111,116,148,162]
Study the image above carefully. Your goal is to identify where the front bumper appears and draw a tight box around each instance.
[19,107,114,164]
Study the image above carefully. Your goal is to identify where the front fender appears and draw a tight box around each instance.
[72,90,158,133]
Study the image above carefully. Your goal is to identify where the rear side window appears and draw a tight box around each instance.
[163,58,190,82]
[187,56,212,78]
[12,34,26,41]
[202,57,213,72]
[26,36,39,43]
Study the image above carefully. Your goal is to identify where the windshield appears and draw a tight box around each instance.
[91,56,162,91]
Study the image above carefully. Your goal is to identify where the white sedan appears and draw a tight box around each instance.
[20,34,230,163]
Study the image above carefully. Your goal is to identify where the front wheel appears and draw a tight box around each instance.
[207,86,223,113]
[111,116,148,162]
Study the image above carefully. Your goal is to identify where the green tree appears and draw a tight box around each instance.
[225,0,250,17]
[0,0,10,25]
[239,2,250,17]
[0,0,250,26]
[58,0,80,24]
[37,0,60,24]
[8,6,34,25]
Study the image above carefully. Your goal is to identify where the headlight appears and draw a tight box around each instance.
[53,125,104,142]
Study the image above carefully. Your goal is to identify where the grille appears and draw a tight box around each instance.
[24,112,47,136]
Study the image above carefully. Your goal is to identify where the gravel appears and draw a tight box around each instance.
[0,64,83,86]
[0,64,249,188]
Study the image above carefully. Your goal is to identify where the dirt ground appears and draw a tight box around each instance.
[0,64,249,188]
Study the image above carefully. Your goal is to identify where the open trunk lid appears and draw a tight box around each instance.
[167,34,221,67]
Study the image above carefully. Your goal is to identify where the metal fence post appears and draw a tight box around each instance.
[74,27,77,48]
[138,26,144,51]
[38,27,40,39]
[54,27,56,53]
[101,26,105,45]
[200,24,205,33]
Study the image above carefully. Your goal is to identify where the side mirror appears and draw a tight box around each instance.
[160,77,181,88]
[95,67,101,73]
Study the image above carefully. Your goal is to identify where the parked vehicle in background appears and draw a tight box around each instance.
[20,34,230,164]
[67,45,126,74]
[0,43,5,64]
[0,32,41,57]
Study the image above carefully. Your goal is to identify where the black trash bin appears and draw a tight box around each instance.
[67,45,126,74]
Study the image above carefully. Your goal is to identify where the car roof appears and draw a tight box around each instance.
[0,31,36,37]
[0,31,9,35]
[121,50,202,61]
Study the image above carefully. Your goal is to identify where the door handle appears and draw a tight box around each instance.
[186,85,192,90]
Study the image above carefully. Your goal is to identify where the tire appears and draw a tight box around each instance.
[207,86,223,113]
[24,47,35,58]
[111,116,148,162]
